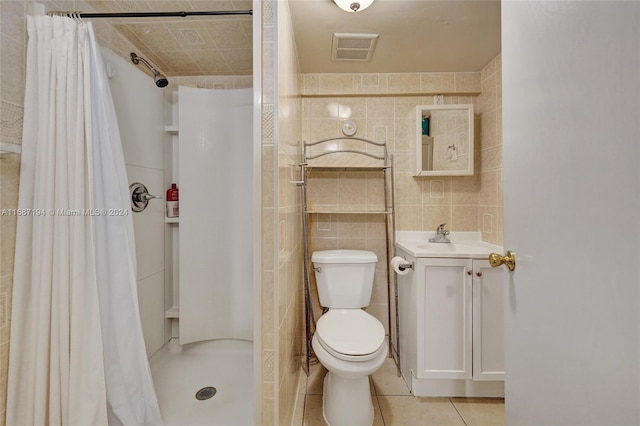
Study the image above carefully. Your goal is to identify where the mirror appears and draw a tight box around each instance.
[415,104,474,176]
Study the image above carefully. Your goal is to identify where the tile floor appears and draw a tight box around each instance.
[299,358,504,425]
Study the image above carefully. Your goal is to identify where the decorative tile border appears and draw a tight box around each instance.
[262,103,275,142]
[263,0,275,27]
[0,101,23,146]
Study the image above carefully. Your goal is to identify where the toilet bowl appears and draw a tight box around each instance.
[312,309,387,426]
[310,249,387,426]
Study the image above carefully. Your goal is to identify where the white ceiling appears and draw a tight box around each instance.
[289,0,502,73]
[84,0,501,76]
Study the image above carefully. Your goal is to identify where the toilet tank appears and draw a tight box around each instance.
[311,250,378,308]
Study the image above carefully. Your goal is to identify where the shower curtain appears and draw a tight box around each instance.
[6,16,163,426]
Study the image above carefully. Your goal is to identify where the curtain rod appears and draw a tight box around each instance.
[47,10,253,18]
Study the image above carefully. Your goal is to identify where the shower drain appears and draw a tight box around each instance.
[195,386,217,401]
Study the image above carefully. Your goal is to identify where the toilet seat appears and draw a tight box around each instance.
[315,309,385,362]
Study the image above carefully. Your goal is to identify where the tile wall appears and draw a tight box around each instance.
[261,0,305,423]
[164,74,253,90]
[260,0,277,422]
[276,2,304,424]
[476,55,503,245]
[301,58,503,337]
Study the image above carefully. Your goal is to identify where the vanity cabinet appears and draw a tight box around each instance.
[416,258,473,380]
[397,252,504,396]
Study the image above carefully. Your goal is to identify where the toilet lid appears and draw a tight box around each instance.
[315,310,385,357]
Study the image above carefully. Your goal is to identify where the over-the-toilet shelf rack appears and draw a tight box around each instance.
[296,136,400,376]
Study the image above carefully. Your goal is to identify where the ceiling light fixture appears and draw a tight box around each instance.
[333,0,374,13]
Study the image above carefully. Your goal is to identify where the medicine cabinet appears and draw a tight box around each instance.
[415,104,474,176]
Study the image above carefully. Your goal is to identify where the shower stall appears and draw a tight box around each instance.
[155,85,254,426]
[105,46,256,425]
[3,3,264,424]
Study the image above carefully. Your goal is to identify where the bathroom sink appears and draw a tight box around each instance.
[395,235,503,258]
[416,243,493,254]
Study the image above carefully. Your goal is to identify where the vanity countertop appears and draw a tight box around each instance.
[395,231,503,258]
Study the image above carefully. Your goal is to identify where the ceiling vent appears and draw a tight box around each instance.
[331,33,379,61]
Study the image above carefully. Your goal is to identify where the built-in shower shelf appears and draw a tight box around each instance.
[166,217,179,224]
[164,125,179,134]
[165,306,179,318]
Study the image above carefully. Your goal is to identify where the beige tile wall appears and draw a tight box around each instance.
[302,71,481,96]
[476,54,503,245]
[260,0,304,424]
[301,59,503,336]
[276,0,303,423]
[164,74,252,90]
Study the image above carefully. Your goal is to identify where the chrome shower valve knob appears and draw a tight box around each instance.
[129,182,161,212]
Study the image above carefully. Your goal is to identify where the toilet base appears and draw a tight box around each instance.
[322,371,374,426]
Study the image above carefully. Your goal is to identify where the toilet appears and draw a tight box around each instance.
[311,249,388,426]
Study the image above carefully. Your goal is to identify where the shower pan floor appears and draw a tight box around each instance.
[150,338,253,426]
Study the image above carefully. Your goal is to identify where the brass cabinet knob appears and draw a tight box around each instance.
[489,250,516,271]
[476,271,483,277]
[467,270,472,275]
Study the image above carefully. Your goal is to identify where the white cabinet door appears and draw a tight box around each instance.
[472,260,504,381]
[417,258,472,380]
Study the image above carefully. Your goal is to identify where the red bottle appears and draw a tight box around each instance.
[166,183,179,218]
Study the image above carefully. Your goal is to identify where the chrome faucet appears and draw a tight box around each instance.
[429,223,451,243]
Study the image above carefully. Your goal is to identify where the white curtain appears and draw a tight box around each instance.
[7,16,163,426]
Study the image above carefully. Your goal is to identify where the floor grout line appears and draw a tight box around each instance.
[302,373,311,426]
[449,397,468,426]
[371,380,386,426]
[374,392,387,426]
[300,394,308,426]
